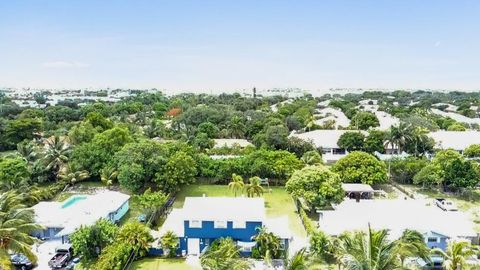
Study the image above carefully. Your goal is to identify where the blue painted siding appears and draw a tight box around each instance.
[111,200,129,222]
[184,221,262,241]
[33,227,62,239]
[424,231,449,251]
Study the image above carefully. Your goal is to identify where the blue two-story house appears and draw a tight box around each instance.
[153,197,291,256]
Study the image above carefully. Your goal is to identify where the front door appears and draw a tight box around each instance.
[187,238,200,255]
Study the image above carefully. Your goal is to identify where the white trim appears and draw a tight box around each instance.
[214,220,227,229]
[233,220,246,229]
[189,220,202,228]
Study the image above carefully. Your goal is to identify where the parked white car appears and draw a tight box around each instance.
[435,198,458,211]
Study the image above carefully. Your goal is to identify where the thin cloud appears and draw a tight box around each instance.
[434,41,441,47]
[42,61,90,68]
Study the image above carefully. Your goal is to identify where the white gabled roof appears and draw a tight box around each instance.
[314,107,351,128]
[319,199,476,239]
[428,131,480,151]
[431,109,480,125]
[290,130,365,149]
[264,216,292,239]
[183,197,265,222]
[213,139,253,149]
[157,208,185,237]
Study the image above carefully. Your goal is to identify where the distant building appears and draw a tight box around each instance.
[154,197,291,256]
[32,191,130,242]
[213,139,253,149]
[428,131,480,153]
[290,130,366,162]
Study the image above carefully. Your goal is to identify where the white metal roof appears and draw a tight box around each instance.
[290,130,365,149]
[213,139,253,149]
[319,199,476,239]
[157,208,185,237]
[263,216,292,239]
[33,191,130,236]
[431,109,480,125]
[428,131,480,151]
[314,107,351,128]
[183,197,265,222]
[341,184,374,193]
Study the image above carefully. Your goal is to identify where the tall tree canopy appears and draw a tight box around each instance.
[332,151,387,185]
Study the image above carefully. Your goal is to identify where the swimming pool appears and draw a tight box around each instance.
[61,195,87,209]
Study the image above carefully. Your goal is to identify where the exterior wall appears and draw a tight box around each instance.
[33,227,63,239]
[424,231,449,251]
[184,220,262,241]
[110,200,129,222]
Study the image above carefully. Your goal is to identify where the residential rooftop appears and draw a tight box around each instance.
[183,197,265,222]
[290,129,365,149]
[428,130,480,151]
[319,199,476,239]
[32,191,130,237]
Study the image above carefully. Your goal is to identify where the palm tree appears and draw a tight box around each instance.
[201,237,252,270]
[100,166,118,187]
[228,115,246,139]
[143,119,166,138]
[395,229,431,267]
[284,248,309,270]
[304,115,316,132]
[384,123,411,154]
[0,191,43,270]
[336,226,400,270]
[228,174,245,197]
[432,240,477,270]
[301,151,322,165]
[159,231,179,258]
[16,141,38,164]
[59,165,90,189]
[253,226,282,260]
[42,135,71,176]
[245,177,264,197]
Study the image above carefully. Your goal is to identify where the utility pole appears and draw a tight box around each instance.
[253,87,256,98]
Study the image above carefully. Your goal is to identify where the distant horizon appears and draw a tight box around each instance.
[1,1,480,90]
[3,85,480,98]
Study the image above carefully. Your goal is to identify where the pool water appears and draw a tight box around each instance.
[61,196,87,209]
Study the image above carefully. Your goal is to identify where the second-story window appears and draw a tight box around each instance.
[190,220,202,228]
[232,220,246,229]
[214,220,227,229]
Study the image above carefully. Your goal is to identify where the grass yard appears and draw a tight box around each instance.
[131,258,200,270]
[119,195,143,226]
[173,184,307,238]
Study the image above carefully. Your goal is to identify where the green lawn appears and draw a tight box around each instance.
[173,184,306,238]
[119,195,143,226]
[131,258,200,270]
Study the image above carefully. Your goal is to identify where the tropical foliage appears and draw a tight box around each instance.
[286,165,344,208]
[200,237,252,270]
[0,192,42,270]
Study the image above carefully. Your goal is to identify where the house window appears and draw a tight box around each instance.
[427,237,438,243]
[214,221,227,229]
[189,220,202,228]
[232,220,246,229]
[243,246,253,252]
[279,240,286,250]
